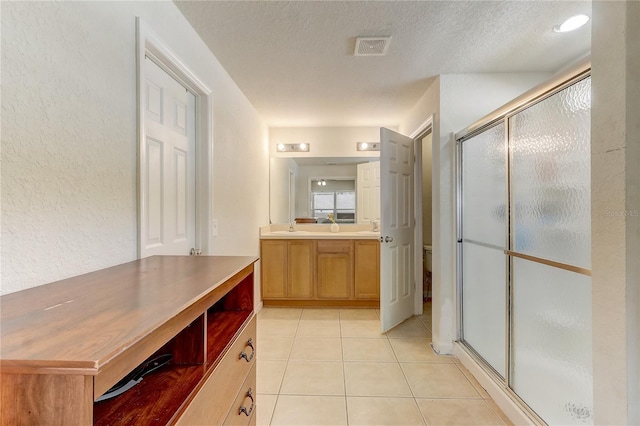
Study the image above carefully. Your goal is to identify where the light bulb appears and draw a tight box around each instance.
[554,14,589,33]
[299,143,307,151]
[277,143,285,151]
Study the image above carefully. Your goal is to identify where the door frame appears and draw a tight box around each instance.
[136,18,213,258]
[411,115,434,315]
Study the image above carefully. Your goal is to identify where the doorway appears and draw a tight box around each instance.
[136,18,213,258]
[413,126,433,316]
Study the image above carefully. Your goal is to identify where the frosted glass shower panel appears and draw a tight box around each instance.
[462,123,506,248]
[511,258,593,425]
[461,123,506,377]
[462,242,506,377]
[509,77,591,269]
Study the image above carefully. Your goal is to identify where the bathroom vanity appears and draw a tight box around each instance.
[260,225,380,307]
[0,256,258,425]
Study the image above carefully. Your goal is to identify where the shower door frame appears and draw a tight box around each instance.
[455,57,592,424]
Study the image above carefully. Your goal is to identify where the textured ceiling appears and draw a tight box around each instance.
[174,1,591,127]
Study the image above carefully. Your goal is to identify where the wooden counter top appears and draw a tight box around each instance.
[0,256,257,374]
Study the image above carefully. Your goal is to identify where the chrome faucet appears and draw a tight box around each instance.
[289,221,296,232]
[372,221,379,232]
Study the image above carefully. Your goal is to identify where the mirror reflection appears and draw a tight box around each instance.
[270,157,380,224]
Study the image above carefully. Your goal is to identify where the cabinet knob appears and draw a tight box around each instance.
[239,338,255,362]
[238,387,254,417]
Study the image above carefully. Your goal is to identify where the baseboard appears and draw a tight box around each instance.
[431,339,455,355]
[454,342,539,426]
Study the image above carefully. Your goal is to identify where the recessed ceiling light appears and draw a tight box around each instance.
[554,14,590,33]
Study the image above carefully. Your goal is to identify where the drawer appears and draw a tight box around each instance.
[176,316,256,425]
[224,363,256,426]
[317,240,352,254]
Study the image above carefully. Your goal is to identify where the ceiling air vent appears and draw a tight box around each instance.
[354,36,391,56]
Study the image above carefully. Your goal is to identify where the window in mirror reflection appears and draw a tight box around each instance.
[310,179,356,223]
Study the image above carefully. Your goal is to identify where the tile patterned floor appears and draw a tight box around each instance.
[256,304,512,425]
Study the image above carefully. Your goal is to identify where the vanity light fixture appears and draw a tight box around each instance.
[317,179,327,186]
[357,142,380,151]
[276,143,311,152]
[553,14,590,33]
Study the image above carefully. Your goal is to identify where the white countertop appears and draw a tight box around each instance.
[260,224,380,240]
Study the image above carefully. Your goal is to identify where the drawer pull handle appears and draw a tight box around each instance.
[239,338,255,362]
[239,388,254,417]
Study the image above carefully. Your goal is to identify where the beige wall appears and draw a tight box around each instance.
[1,2,268,296]
[591,1,640,423]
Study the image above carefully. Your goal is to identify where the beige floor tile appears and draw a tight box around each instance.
[455,363,490,399]
[258,319,299,337]
[289,337,342,361]
[256,393,278,426]
[280,361,345,395]
[386,317,432,339]
[485,398,514,425]
[389,339,455,363]
[301,308,340,320]
[296,319,341,337]
[344,362,412,397]
[416,399,504,425]
[259,308,303,320]
[340,308,379,320]
[347,396,425,426]
[342,338,397,362]
[341,319,386,338]
[420,318,433,331]
[401,363,480,398]
[257,360,287,394]
[271,395,347,426]
[259,336,294,360]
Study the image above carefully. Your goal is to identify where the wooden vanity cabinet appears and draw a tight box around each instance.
[261,240,288,298]
[288,240,315,298]
[261,239,314,299]
[0,256,258,426]
[261,238,379,307]
[354,240,381,299]
[317,240,353,299]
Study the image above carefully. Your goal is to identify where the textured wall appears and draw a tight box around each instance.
[1,2,268,295]
[591,1,640,423]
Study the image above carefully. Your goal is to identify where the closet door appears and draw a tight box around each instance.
[509,76,592,425]
[460,123,507,378]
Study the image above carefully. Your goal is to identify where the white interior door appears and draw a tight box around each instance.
[141,57,196,257]
[356,161,381,224]
[380,128,415,332]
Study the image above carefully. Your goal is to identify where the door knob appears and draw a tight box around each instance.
[385,236,393,243]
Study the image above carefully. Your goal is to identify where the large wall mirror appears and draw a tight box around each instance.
[270,156,380,224]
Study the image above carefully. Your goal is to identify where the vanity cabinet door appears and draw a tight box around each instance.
[354,240,380,299]
[317,240,353,299]
[261,240,287,298]
[288,241,315,298]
